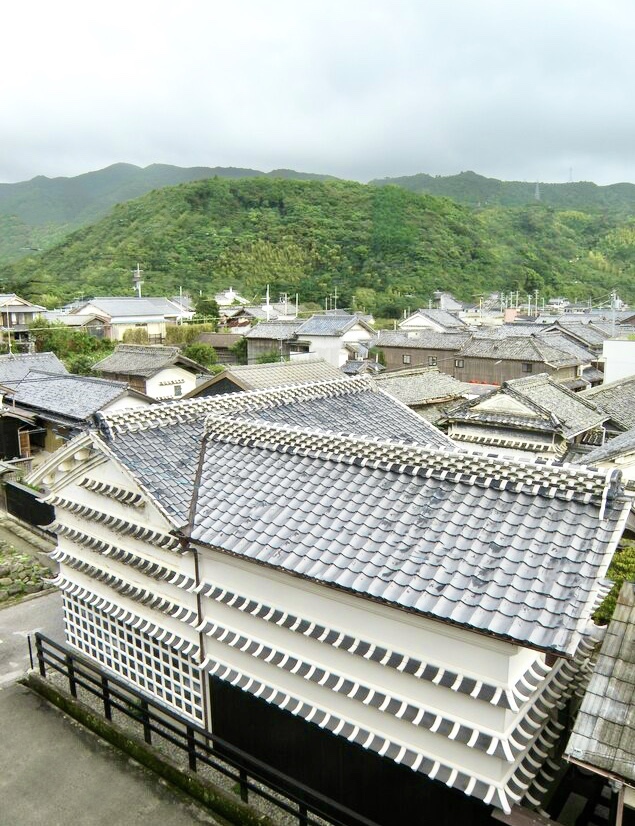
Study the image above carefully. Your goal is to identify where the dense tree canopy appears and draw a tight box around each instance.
[3,177,634,316]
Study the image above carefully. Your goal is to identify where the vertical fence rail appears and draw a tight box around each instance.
[30,633,383,826]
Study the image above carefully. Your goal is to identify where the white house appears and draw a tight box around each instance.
[293,314,375,367]
[70,297,194,342]
[92,344,209,400]
[27,376,632,825]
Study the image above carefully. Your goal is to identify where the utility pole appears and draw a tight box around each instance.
[132,263,143,298]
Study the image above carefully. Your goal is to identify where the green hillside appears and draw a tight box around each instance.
[2,177,634,314]
[0,163,337,264]
[371,170,635,214]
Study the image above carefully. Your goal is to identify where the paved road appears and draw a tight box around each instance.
[0,590,64,687]
[0,594,223,825]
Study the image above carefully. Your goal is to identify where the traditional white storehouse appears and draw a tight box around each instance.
[27,376,632,825]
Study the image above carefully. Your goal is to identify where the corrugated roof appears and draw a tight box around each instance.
[93,345,205,377]
[566,582,635,783]
[0,352,68,382]
[97,377,456,524]
[582,375,635,430]
[374,367,471,406]
[190,416,630,655]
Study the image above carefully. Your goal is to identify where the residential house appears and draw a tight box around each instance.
[43,311,107,338]
[373,367,472,423]
[69,297,194,342]
[0,372,150,466]
[601,338,635,384]
[187,358,343,398]
[565,582,635,826]
[244,320,304,363]
[0,352,67,381]
[453,335,583,385]
[195,333,244,365]
[27,375,632,825]
[442,373,610,460]
[214,287,250,308]
[92,345,209,400]
[292,313,375,368]
[0,293,47,345]
[372,330,470,373]
[399,308,468,333]
[582,375,635,437]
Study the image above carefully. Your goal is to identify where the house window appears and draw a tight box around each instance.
[522,363,533,373]
[402,354,411,365]
[428,356,437,367]
[454,359,464,369]
[63,593,203,722]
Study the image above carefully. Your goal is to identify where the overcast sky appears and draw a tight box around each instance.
[2,0,634,185]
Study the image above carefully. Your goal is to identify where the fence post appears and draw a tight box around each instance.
[27,635,34,670]
[186,726,197,772]
[35,634,46,677]
[297,802,308,826]
[66,652,77,698]
[140,699,152,744]
[239,768,249,803]
[101,674,112,721]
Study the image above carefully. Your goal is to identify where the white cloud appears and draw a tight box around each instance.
[1,0,634,184]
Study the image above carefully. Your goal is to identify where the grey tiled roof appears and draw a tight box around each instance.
[0,352,68,382]
[372,330,470,350]
[98,377,455,524]
[535,332,596,363]
[446,374,607,439]
[296,314,371,336]
[576,427,635,465]
[582,375,635,430]
[74,297,184,318]
[244,321,303,340]
[1,372,135,422]
[565,582,635,783]
[221,359,343,389]
[93,345,205,377]
[190,416,630,655]
[402,309,467,329]
[458,336,581,368]
[549,322,611,348]
[374,367,471,406]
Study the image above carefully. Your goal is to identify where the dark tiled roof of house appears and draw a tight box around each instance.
[202,359,343,390]
[97,377,455,524]
[402,309,467,329]
[372,330,470,350]
[74,297,185,318]
[576,427,635,465]
[0,352,68,382]
[446,374,607,439]
[374,367,472,406]
[458,336,581,368]
[582,375,635,430]
[565,582,635,783]
[296,314,370,337]
[1,372,136,423]
[535,332,597,363]
[191,415,630,656]
[93,345,206,378]
[243,321,303,340]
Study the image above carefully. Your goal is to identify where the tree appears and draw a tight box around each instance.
[229,337,248,365]
[194,296,220,323]
[182,343,217,369]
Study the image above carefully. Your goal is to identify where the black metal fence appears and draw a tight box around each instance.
[33,633,382,826]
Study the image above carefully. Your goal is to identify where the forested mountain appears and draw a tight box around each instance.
[371,170,635,214]
[3,177,634,315]
[0,163,337,263]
